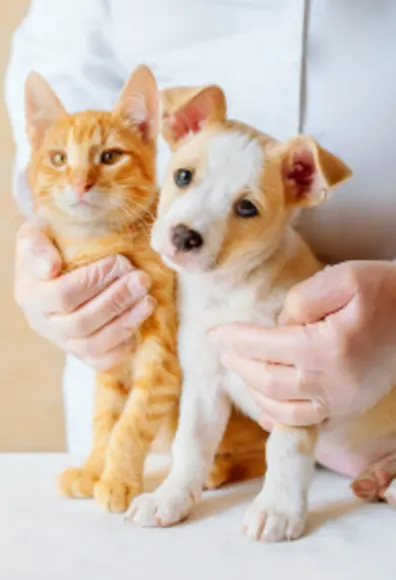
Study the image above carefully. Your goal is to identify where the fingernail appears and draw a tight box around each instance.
[313,399,327,420]
[278,311,293,325]
[127,272,151,297]
[259,415,274,432]
[38,257,53,278]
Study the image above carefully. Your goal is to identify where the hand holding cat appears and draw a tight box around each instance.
[15,220,155,370]
[210,261,396,427]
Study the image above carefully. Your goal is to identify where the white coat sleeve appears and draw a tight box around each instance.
[5,0,125,215]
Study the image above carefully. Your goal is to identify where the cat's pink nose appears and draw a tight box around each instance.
[74,179,94,198]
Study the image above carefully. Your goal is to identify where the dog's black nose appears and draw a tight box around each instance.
[171,224,203,252]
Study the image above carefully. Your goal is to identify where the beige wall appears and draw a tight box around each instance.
[0,1,65,451]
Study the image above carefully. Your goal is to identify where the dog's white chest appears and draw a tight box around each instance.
[178,273,285,420]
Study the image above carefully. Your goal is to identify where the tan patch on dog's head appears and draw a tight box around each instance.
[160,85,226,150]
[153,85,352,273]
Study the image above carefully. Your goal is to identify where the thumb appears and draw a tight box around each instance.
[279,264,357,325]
[16,220,62,280]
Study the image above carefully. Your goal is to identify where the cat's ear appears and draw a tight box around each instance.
[114,65,159,142]
[273,135,352,207]
[161,85,226,150]
[25,72,66,147]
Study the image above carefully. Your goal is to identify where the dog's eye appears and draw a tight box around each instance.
[234,199,259,218]
[50,151,67,167]
[100,149,124,165]
[174,169,193,188]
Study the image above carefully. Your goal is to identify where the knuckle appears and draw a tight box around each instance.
[104,283,132,316]
[90,256,132,289]
[110,255,133,277]
[288,285,304,311]
[300,323,317,344]
[283,406,299,426]
[53,284,73,313]
[341,263,360,291]
[81,355,105,372]
[16,221,34,246]
[332,328,353,360]
[65,338,95,359]
[83,263,103,290]
[284,286,305,319]
[264,381,277,400]
[83,350,121,372]
[262,368,277,396]
[295,369,306,395]
[65,339,80,358]
[289,407,300,424]
[82,338,102,359]
[16,224,46,266]
[66,315,89,339]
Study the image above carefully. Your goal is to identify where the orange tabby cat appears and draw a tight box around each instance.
[24,66,268,512]
[25,66,181,513]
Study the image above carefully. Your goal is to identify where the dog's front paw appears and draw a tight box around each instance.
[126,488,197,527]
[94,476,141,513]
[243,493,307,542]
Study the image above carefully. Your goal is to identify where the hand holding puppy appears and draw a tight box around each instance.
[211,261,396,427]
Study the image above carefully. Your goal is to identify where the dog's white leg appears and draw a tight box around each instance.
[244,425,317,542]
[127,376,231,527]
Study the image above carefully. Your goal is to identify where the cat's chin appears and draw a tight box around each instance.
[43,203,108,223]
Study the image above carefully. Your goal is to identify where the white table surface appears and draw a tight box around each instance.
[1,453,395,580]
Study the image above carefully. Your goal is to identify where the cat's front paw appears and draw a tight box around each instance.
[243,492,307,542]
[94,476,141,513]
[58,467,99,498]
[126,488,197,527]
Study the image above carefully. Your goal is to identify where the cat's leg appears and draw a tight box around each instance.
[127,376,232,527]
[94,340,180,513]
[206,409,267,490]
[351,451,396,504]
[243,425,317,542]
[58,372,126,498]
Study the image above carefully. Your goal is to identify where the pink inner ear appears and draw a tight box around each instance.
[287,149,316,200]
[136,120,150,141]
[164,105,204,142]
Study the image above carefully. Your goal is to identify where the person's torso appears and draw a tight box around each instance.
[106,0,396,261]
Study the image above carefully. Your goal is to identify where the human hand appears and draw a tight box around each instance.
[209,261,396,428]
[15,220,155,371]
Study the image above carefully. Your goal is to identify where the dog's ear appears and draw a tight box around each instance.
[160,85,226,149]
[273,136,352,207]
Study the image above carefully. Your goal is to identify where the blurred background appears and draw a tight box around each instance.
[0,0,65,451]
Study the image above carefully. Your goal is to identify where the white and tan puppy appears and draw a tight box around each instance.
[127,86,351,541]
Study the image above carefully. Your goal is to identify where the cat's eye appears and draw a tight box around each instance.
[174,169,194,188]
[50,151,67,167]
[234,198,259,218]
[100,149,124,165]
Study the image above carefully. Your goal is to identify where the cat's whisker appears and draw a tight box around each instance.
[109,201,156,237]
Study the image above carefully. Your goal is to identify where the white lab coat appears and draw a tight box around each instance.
[5,0,396,454]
